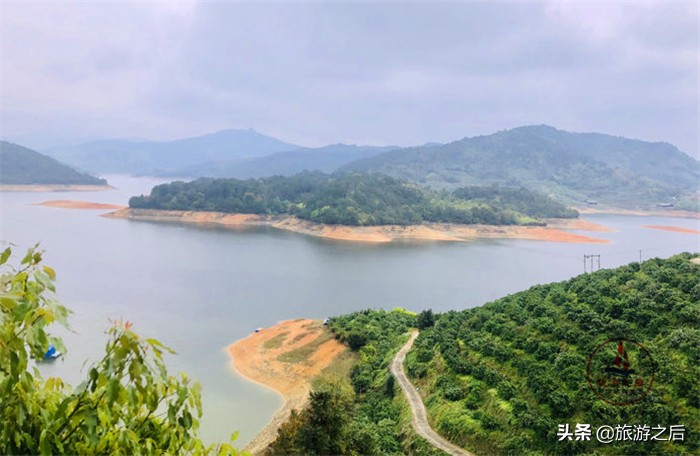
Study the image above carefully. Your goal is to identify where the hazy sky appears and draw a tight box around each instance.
[1,1,698,155]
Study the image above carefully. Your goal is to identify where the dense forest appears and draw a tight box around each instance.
[0,141,107,186]
[129,172,577,226]
[272,254,699,455]
[339,125,700,210]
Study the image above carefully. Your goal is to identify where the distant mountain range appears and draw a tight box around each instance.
[165,144,400,179]
[0,141,107,186]
[28,124,700,210]
[339,125,700,209]
[43,128,299,175]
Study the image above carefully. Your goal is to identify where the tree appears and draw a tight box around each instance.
[0,245,239,455]
[417,309,435,329]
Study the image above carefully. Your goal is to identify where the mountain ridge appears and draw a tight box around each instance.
[339,125,699,209]
[0,141,107,186]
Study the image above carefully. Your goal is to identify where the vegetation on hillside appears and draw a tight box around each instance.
[270,255,698,455]
[267,308,446,456]
[0,245,238,455]
[339,125,700,210]
[406,253,699,455]
[0,141,106,186]
[129,172,577,226]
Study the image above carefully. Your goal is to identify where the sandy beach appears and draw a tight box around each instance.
[576,206,699,219]
[104,208,612,244]
[35,200,126,210]
[643,225,700,235]
[227,319,347,455]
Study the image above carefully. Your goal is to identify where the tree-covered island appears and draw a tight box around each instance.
[129,172,578,227]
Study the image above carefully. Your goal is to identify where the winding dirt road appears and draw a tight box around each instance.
[390,331,475,456]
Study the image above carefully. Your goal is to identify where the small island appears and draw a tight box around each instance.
[109,172,611,243]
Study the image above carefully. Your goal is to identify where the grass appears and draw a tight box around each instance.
[263,331,290,349]
[277,331,334,364]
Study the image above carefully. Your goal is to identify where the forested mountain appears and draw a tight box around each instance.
[166,144,399,179]
[273,255,699,455]
[129,172,577,226]
[43,129,299,175]
[0,141,107,186]
[339,125,700,209]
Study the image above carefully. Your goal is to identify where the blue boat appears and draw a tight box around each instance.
[43,344,62,360]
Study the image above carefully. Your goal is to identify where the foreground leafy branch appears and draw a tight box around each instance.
[0,245,240,455]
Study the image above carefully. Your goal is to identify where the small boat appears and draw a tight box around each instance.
[254,327,264,333]
[43,344,62,360]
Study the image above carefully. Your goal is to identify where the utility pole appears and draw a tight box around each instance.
[584,254,601,272]
[639,250,642,263]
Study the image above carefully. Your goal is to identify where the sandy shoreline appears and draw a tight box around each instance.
[104,208,612,244]
[643,225,700,235]
[228,319,347,455]
[0,184,112,192]
[35,200,126,210]
[575,206,699,219]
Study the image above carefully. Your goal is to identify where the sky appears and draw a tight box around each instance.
[1,1,698,156]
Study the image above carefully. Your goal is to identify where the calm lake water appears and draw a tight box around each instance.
[1,175,698,446]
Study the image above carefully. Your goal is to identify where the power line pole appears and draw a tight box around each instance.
[584,254,601,272]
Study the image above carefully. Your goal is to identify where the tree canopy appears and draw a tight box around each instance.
[129,172,577,226]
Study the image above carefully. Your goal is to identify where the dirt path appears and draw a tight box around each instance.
[390,331,474,456]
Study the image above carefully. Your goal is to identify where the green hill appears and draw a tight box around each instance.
[129,172,577,226]
[406,254,699,454]
[268,254,699,455]
[339,125,700,210]
[0,141,106,186]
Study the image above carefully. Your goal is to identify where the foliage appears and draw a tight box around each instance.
[408,254,700,454]
[0,141,106,186]
[417,309,435,330]
[0,245,238,455]
[339,125,700,209]
[129,171,577,226]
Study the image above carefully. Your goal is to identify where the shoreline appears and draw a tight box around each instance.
[227,319,347,455]
[103,208,613,244]
[0,184,113,192]
[34,200,126,210]
[575,206,699,219]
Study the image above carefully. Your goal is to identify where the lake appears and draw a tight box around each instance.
[1,175,698,446]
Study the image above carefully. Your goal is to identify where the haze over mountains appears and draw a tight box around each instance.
[166,144,400,179]
[0,141,106,186]
[27,125,700,210]
[44,128,298,175]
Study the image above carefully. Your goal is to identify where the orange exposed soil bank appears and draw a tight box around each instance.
[576,206,699,219]
[643,225,700,235]
[105,209,611,244]
[228,319,347,455]
[35,200,126,210]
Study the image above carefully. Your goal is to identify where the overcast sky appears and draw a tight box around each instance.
[1,1,698,155]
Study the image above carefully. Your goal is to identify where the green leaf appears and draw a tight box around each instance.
[106,377,120,404]
[42,265,56,280]
[0,247,11,265]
